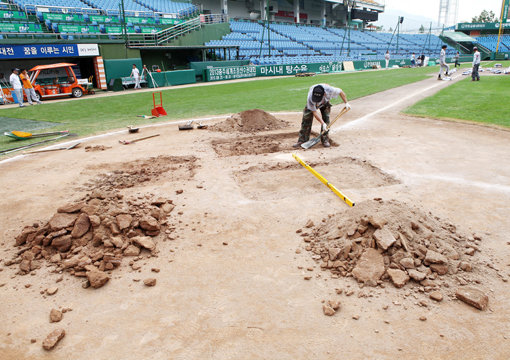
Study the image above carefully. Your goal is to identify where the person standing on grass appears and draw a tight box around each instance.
[20,69,42,105]
[472,47,481,81]
[454,51,460,68]
[293,84,350,149]
[438,45,450,80]
[9,68,24,107]
[130,64,141,89]
[385,50,390,69]
[411,52,416,67]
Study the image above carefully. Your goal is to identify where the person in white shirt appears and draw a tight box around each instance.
[9,68,24,107]
[411,53,416,67]
[385,51,390,69]
[130,64,141,89]
[472,47,481,81]
[293,84,350,148]
[438,45,450,80]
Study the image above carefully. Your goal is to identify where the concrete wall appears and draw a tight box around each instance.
[166,23,230,46]
[195,0,344,25]
[99,43,141,60]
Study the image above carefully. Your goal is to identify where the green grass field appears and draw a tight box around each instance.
[0,61,503,153]
[405,73,510,128]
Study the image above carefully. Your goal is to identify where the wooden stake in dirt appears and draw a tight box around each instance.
[119,134,160,145]
[292,153,355,207]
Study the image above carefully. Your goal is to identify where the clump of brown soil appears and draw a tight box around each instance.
[83,155,198,191]
[84,145,111,152]
[209,109,289,133]
[300,199,490,302]
[7,191,176,288]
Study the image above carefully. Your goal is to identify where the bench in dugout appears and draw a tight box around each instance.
[121,76,148,89]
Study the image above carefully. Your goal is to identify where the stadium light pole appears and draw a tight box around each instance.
[119,0,128,48]
[496,0,509,53]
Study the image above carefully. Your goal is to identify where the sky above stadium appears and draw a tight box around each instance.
[380,0,505,29]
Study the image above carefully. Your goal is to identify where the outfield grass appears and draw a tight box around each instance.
[405,72,510,128]
[0,63,477,152]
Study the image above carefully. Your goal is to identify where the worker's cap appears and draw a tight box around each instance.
[312,85,325,102]
[442,45,447,49]
[12,68,20,72]
[473,47,478,51]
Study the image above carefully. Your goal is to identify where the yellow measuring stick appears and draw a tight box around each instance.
[292,153,355,207]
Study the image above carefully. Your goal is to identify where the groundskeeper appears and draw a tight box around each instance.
[472,47,481,82]
[9,68,24,107]
[20,69,42,105]
[438,45,450,80]
[293,84,350,149]
[130,64,141,89]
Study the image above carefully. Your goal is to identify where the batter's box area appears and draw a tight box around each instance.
[233,157,400,200]
[81,155,199,192]
[211,132,338,157]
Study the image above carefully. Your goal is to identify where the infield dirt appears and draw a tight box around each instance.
[1,74,510,359]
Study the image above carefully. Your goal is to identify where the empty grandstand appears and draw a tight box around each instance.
[2,0,506,90]
[206,20,450,65]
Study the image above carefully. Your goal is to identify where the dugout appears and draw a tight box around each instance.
[0,44,104,88]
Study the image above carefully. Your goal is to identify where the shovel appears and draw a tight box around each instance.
[119,134,160,145]
[25,142,81,154]
[301,107,350,150]
[0,133,71,155]
[4,130,70,140]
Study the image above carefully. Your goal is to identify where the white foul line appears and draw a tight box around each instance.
[392,170,510,195]
[0,115,226,166]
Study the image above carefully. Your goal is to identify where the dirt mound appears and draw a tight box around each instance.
[300,199,491,304]
[7,191,176,288]
[209,109,289,133]
[82,155,198,191]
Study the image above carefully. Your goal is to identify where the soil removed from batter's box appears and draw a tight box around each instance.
[212,132,337,157]
[209,109,290,133]
[299,199,492,306]
[81,155,198,191]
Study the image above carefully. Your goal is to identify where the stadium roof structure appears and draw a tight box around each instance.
[325,0,384,12]
[442,31,475,42]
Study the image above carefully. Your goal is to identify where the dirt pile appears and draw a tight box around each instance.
[300,199,491,306]
[7,191,176,288]
[82,155,198,191]
[209,109,289,133]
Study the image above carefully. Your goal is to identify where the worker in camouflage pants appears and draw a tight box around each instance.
[294,84,350,148]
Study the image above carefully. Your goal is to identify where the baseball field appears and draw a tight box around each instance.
[1,61,510,359]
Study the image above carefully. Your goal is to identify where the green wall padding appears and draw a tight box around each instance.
[147,70,196,87]
[104,58,143,82]
[190,60,250,79]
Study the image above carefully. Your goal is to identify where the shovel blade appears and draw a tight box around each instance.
[301,136,320,149]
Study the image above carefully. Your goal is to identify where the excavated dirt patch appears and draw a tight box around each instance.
[212,132,338,157]
[6,191,177,288]
[209,109,290,133]
[81,155,198,191]
[234,158,399,200]
[299,199,492,303]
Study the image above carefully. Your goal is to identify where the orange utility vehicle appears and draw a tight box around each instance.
[28,63,93,100]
